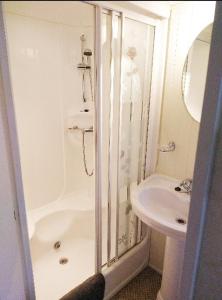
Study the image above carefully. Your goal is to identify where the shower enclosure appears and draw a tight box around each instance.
[2,1,158,299]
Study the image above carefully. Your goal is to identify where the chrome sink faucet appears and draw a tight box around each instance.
[175,178,192,193]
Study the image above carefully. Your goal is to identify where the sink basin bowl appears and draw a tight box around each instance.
[132,174,191,300]
[132,174,190,240]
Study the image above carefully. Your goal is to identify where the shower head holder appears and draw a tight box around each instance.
[83,49,92,56]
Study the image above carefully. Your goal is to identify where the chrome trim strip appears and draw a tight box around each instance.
[95,5,102,273]
[107,10,115,267]
[136,28,150,243]
[115,12,124,260]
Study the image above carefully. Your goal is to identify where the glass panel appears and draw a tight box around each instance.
[101,11,111,266]
[101,11,121,266]
[3,1,96,299]
[117,18,155,256]
[109,14,122,263]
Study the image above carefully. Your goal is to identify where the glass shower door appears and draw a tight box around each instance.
[101,10,122,266]
[100,11,155,266]
[117,17,155,257]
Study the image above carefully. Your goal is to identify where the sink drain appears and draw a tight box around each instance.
[59,257,68,265]
[176,218,186,225]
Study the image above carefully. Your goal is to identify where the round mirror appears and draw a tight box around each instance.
[182,24,213,122]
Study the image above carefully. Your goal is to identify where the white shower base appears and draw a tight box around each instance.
[28,191,148,299]
[31,237,95,299]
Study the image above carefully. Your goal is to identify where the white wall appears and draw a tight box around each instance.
[156,1,215,180]
[0,4,35,296]
[150,1,216,273]
[0,73,30,300]
[3,1,95,210]
[4,13,65,210]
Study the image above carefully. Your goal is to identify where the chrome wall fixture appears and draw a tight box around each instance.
[77,34,94,104]
[74,33,94,177]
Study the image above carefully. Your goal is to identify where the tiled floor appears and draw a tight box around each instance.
[112,267,161,300]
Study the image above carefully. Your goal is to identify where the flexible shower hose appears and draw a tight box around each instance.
[82,129,93,177]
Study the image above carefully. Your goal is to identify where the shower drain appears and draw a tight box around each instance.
[54,241,61,250]
[59,257,68,265]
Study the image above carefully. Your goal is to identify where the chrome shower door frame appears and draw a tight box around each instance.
[93,2,168,273]
[94,5,103,273]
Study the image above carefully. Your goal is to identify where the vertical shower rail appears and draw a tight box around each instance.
[107,10,115,267]
[107,10,124,266]
[95,5,102,273]
[115,12,124,261]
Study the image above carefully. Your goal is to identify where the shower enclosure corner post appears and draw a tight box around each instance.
[115,11,124,262]
[107,10,115,268]
[95,5,103,274]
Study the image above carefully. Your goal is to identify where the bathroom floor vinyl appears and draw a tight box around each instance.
[111,267,161,300]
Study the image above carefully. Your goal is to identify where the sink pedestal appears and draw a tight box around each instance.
[131,174,189,300]
[157,237,185,300]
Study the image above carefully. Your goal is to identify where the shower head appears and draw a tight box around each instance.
[84,49,92,56]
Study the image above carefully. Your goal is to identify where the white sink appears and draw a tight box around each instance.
[132,174,189,240]
[132,174,190,300]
